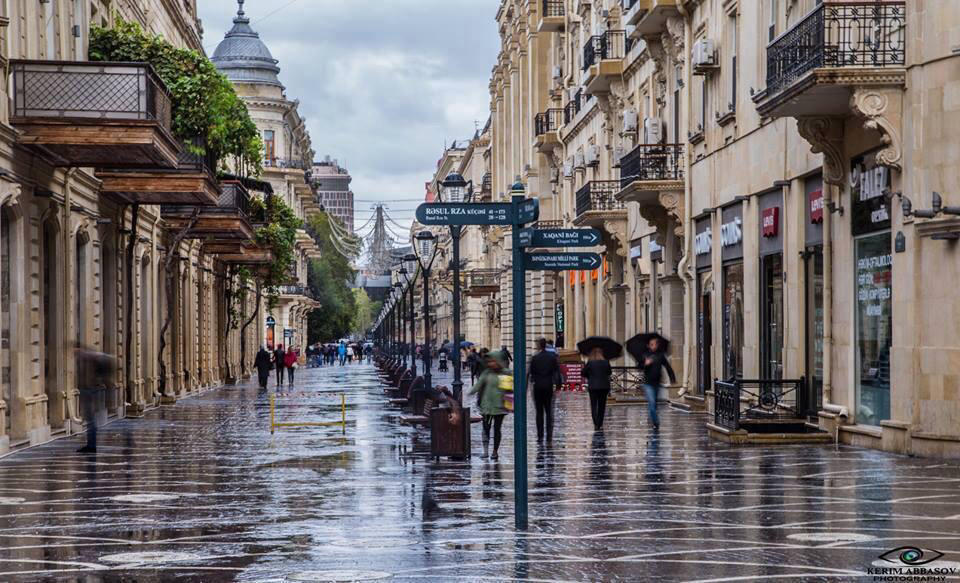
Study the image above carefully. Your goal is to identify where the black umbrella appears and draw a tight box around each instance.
[576,336,623,360]
[626,332,671,364]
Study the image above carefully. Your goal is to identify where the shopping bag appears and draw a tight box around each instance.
[500,374,515,412]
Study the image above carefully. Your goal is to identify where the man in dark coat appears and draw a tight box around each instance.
[254,346,272,389]
[273,344,286,387]
[528,338,560,442]
[640,337,676,429]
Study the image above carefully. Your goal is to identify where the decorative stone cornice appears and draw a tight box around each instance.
[796,117,846,186]
[658,190,685,239]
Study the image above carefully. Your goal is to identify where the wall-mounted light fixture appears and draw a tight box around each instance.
[826,201,844,216]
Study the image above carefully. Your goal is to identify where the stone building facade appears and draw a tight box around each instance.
[481,0,960,458]
[311,157,354,234]
[0,0,320,455]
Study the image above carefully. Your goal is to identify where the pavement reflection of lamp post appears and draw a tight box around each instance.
[414,230,438,394]
[400,253,418,376]
[438,171,472,402]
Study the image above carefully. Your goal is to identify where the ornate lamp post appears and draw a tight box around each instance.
[438,171,473,402]
[414,230,439,394]
[393,281,403,363]
[400,253,419,376]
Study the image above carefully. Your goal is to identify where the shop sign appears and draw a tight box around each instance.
[649,239,663,262]
[695,228,712,255]
[720,217,742,247]
[555,302,565,333]
[266,315,276,326]
[761,207,779,237]
[810,189,824,224]
[851,153,892,235]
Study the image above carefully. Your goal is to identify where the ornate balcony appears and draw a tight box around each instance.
[582,31,627,93]
[96,137,220,205]
[10,60,179,168]
[204,240,274,265]
[564,89,584,125]
[617,143,684,203]
[629,0,681,35]
[574,180,626,228]
[464,269,500,298]
[534,108,563,153]
[161,180,254,240]
[538,0,565,33]
[755,2,906,118]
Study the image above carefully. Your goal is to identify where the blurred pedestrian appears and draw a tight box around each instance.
[470,351,510,460]
[583,347,613,430]
[254,346,272,389]
[640,337,676,429]
[75,345,116,454]
[338,341,347,366]
[529,338,560,442]
[285,346,299,386]
[501,346,513,367]
[273,344,286,387]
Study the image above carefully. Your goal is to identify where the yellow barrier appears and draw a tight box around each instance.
[269,393,347,435]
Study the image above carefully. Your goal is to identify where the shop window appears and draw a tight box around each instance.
[697,270,713,395]
[722,262,744,380]
[855,233,892,426]
[760,253,784,380]
[805,248,824,416]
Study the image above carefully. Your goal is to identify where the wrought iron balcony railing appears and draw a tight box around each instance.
[714,378,811,431]
[542,0,564,17]
[619,143,684,188]
[481,172,492,193]
[575,180,624,217]
[583,30,627,71]
[534,108,564,136]
[564,89,583,125]
[217,181,251,218]
[265,158,309,170]
[11,60,172,125]
[467,269,500,289]
[765,2,906,97]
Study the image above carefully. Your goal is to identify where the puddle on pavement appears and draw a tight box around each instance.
[258,452,359,473]
[99,551,200,565]
[285,570,393,582]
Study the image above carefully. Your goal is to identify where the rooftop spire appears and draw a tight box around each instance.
[235,0,249,23]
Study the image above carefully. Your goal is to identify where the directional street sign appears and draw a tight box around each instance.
[525,252,602,271]
[517,198,540,224]
[517,227,601,248]
[415,202,513,226]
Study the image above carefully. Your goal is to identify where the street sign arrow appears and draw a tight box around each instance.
[517,198,540,225]
[524,227,601,248]
[415,202,513,226]
[524,252,602,271]
[518,228,533,248]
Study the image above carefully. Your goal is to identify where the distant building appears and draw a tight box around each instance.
[311,156,354,233]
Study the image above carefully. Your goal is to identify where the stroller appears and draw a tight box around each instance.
[438,352,449,372]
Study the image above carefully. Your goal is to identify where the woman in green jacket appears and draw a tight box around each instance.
[469,350,510,460]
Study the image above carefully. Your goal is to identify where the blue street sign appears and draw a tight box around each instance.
[266,316,276,326]
[525,252,602,271]
[415,202,513,226]
[517,227,601,248]
[517,198,540,224]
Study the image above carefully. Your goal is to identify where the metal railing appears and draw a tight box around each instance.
[542,0,564,17]
[265,158,309,170]
[466,269,499,288]
[713,377,809,430]
[766,2,906,97]
[534,220,564,229]
[534,108,564,136]
[481,172,492,193]
[11,60,172,127]
[619,143,685,188]
[583,30,627,71]
[611,367,646,394]
[564,89,583,125]
[575,180,624,217]
[278,284,314,299]
[218,182,251,218]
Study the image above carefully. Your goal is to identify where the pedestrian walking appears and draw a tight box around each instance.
[346,344,354,364]
[75,345,116,454]
[338,342,347,366]
[529,338,560,442]
[254,346,272,389]
[466,349,480,385]
[627,333,676,429]
[501,346,513,367]
[577,336,622,431]
[273,344,286,387]
[469,351,510,460]
[285,346,299,386]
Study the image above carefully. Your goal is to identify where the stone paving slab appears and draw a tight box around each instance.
[0,363,959,582]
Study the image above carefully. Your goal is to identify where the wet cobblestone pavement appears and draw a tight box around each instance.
[2,364,960,582]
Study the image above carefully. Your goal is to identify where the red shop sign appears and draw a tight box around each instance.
[762,207,779,237]
[810,189,824,224]
[559,363,583,390]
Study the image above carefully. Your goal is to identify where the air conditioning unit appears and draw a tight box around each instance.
[585,145,600,167]
[613,145,626,167]
[552,66,563,80]
[692,38,718,74]
[622,108,638,133]
[563,159,574,178]
[574,151,585,168]
[643,117,663,144]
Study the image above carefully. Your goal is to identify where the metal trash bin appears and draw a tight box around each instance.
[430,406,471,459]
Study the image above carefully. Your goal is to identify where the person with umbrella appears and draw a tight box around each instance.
[627,333,676,429]
[577,336,622,431]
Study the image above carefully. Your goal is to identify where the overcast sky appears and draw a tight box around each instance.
[199,0,500,238]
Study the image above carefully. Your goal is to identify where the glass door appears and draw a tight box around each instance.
[804,247,824,417]
[722,262,744,380]
[855,233,892,426]
[697,270,712,395]
[760,253,784,380]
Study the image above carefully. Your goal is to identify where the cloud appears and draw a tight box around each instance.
[199,0,499,238]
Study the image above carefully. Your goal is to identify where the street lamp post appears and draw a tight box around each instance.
[397,267,408,368]
[393,282,404,364]
[414,231,439,394]
[401,254,419,377]
[438,171,472,402]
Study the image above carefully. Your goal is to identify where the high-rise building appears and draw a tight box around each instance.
[312,157,355,233]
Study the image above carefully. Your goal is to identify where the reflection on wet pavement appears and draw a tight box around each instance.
[1,364,959,582]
